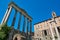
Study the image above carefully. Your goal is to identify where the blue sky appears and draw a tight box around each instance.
[0,0,60,32]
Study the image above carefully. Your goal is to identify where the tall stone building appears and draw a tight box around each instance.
[34,12,60,40]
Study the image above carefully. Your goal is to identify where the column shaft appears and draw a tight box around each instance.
[27,19,29,35]
[11,10,17,26]
[54,22,60,40]
[22,16,26,32]
[29,20,32,40]
[17,13,22,32]
[30,21,32,35]
[49,22,55,40]
[1,6,12,24]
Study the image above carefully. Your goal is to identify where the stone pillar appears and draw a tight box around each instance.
[49,22,55,40]
[42,30,45,36]
[30,20,32,40]
[11,10,17,26]
[27,19,29,35]
[30,20,32,35]
[22,16,26,32]
[7,10,17,40]
[53,20,60,40]
[26,19,29,40]
[1,6,12,24]
[17,13,22,32]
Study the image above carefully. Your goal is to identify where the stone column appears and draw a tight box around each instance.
[8,10,17,40]
[22,16,26,32]
[30,20,32,35]
[30,20,32,40]
[49,22,55,40]
[17,13,22,32]
[42,30,45,36]
[53,20,60,40]
[27,19,29,35]
[26,19,29,40]
[1,6,12,24]
[11,10,17,26]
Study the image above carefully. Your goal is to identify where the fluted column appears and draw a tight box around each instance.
[1,6,12,24]
[17,13,22,32]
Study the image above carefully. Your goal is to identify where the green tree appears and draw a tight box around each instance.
[0,23,11,40]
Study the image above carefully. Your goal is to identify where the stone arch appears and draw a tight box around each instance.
[13,34,21,40]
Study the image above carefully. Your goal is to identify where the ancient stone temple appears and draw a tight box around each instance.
[1,2,33,40]
[34,12,60,40]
